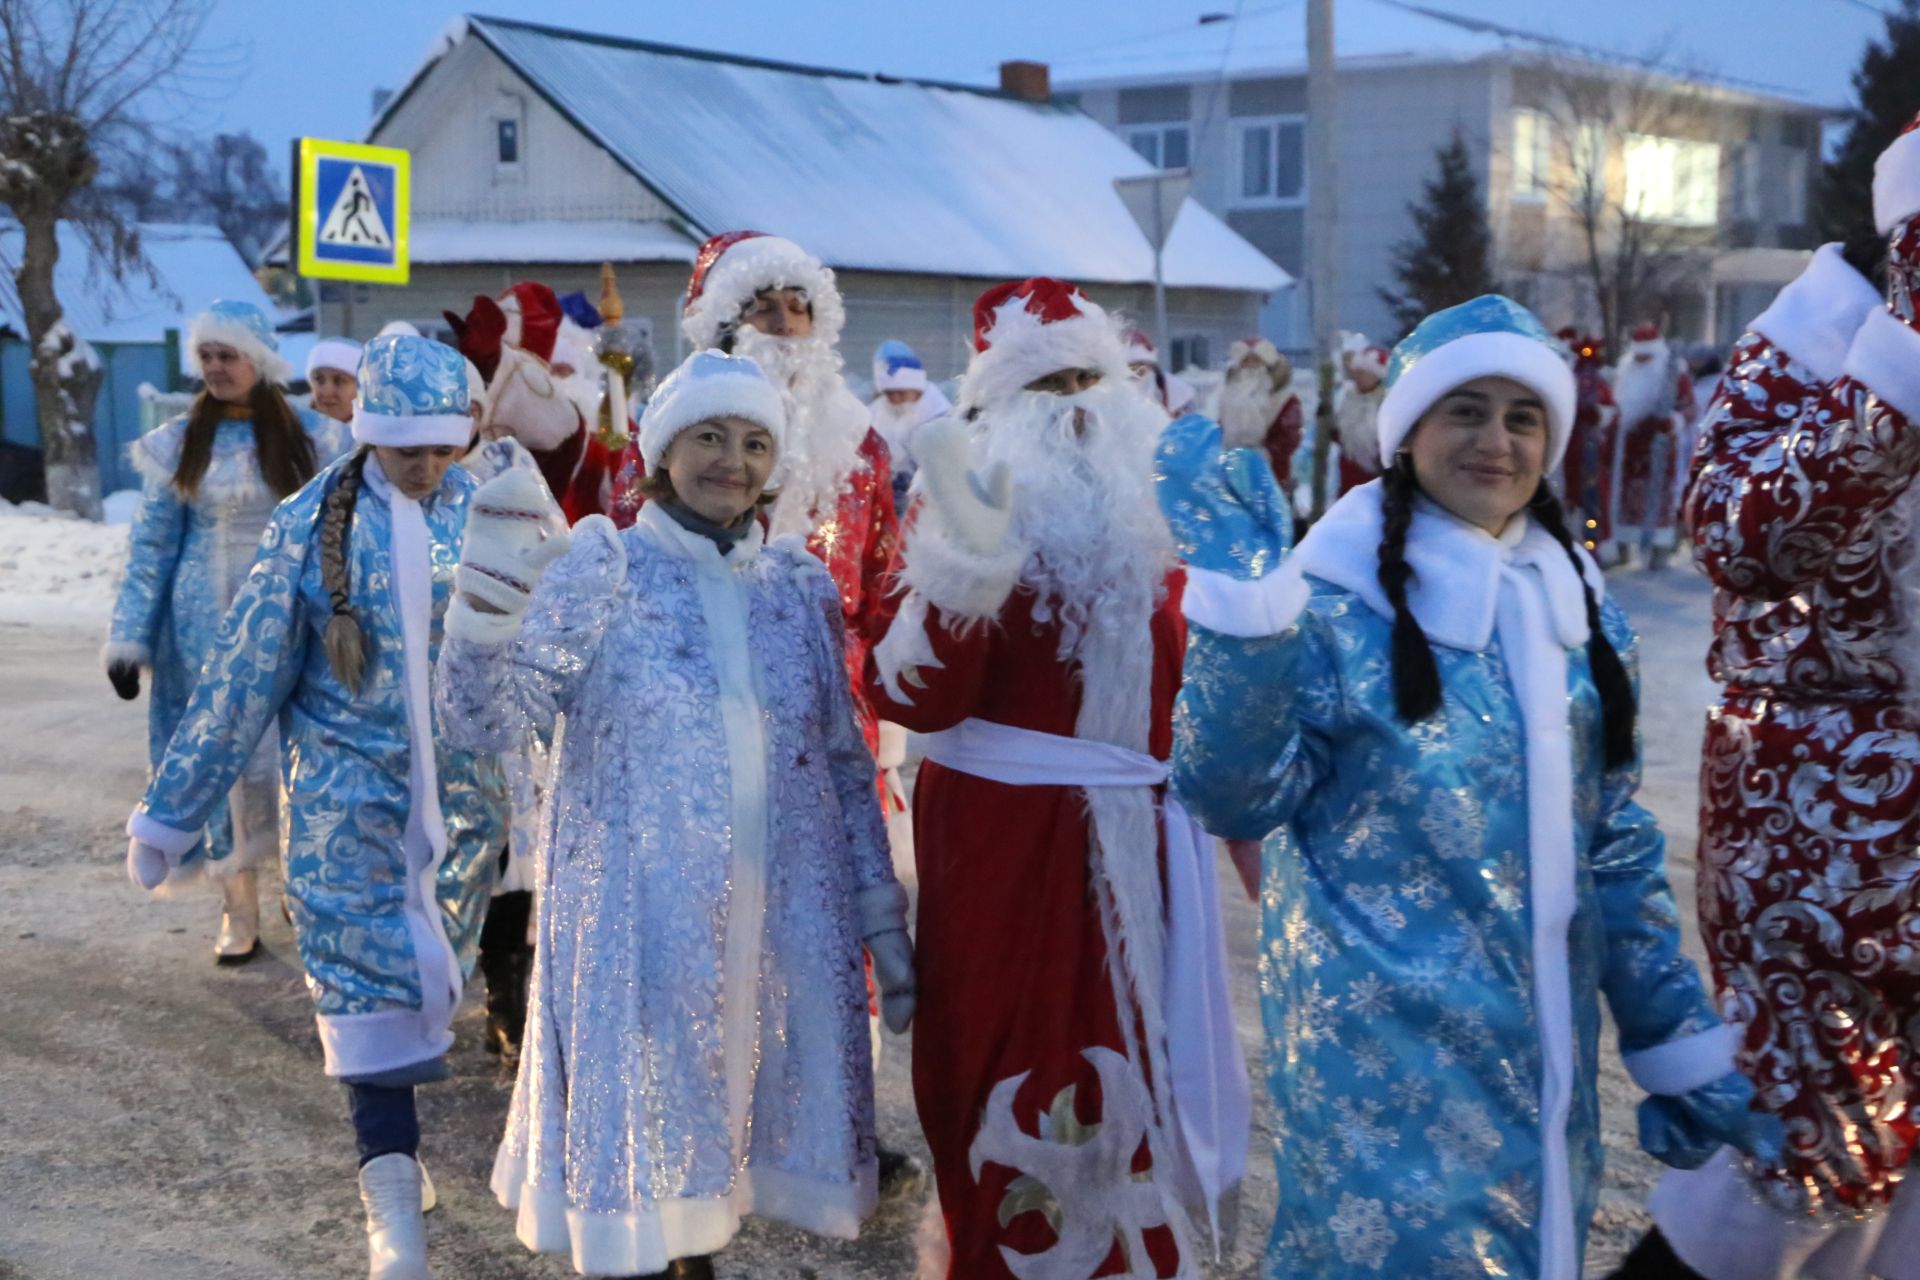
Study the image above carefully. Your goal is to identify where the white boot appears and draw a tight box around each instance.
[214,868,261,965]
[358,1152,432,1280]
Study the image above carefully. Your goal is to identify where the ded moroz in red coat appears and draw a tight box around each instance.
[1676,230,1920,1228]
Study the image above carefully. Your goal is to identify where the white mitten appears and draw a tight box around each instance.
[127,838,169,891]
[866,928,917,1034]
[912,416,1013,559]
[451,469,570,642]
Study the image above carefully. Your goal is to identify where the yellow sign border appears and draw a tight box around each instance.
[297,138,410,285]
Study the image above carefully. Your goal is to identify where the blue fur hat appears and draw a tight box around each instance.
[351,334,473,448]
[872,339,928,392]
[1377,295,1577,470]
[188,299,292,386]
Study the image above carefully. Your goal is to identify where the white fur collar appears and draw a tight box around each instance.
[636,497,765,570]
[1292,481,1600,651]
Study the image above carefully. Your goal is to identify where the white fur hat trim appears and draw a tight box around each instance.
[638,349,788,473]
[306,338,362,380]
[681,235,845,351]
[1377,331,1577,470]
[188,313,292,386]
[958,305,1129,410]
[1874,126,1920,234]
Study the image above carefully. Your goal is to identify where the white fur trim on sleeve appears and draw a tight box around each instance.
[127,808,202,860]
[1873,126,1920,234]
[1181,563,1310,638]
[1623,1023,1740,1096]
[856,881,910,939]
[896,523,1026,623]
[1843,307,1920,423]
[102,639,151,669]
[1749,244,1884,383]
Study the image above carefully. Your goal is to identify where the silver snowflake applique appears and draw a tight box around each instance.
[1346,972,1395,1018]
[1424,1098,1504,1175]
[1399,859,1450,910]
[1390,1169,1449,1229]
[1327,1192,1398,1270]
[1330,1095,1400,1170]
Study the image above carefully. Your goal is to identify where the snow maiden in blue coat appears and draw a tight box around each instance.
[104,300,350,962]
[1157,297,1779,1277]
[124,334,509,1280]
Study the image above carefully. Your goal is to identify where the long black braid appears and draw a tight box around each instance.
[1375,462,1638,768]
[1526,481,1637,768]
[318,448,371,693]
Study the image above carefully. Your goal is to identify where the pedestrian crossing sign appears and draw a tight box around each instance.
[297,138,410,284]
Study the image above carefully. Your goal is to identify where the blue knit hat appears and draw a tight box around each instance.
[1377,295,1577,470]
[351,334,473,448]
[188,299,292,386]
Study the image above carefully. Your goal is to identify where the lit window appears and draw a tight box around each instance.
[1513,109,1550,200]
[1624,134,1720,225]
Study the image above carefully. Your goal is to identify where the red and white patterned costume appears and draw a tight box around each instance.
[1651,118,1920,1277]
[1609,322,1695,554]
[609,231,901,756]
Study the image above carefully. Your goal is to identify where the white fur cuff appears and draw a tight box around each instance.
[898,524,1026,624]
[443,594,524,646]
[856,882,910,939]
[127,808,202,860]
[1750,244,1883,383]
[1182,564,1310,638]
[1843,307,1920,424]
[1624,1023,1740,1096]
[102,639,151,670]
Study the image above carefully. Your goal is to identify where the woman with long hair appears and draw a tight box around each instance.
[105,299,350,963]
[1158,296,1777,1276]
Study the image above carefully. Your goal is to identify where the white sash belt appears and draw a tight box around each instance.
[921,717,1251,1235]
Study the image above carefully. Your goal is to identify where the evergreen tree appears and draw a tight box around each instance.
[1378,130,1500,339]
[1820,0,1920,280]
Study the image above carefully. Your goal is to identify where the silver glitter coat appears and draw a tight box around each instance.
[435,502,906,1275]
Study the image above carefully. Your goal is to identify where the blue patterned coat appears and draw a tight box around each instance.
[1172,484,1727,1278]
[109,409,351,866]
[130,451,507,1077]
[435,504,905,1273]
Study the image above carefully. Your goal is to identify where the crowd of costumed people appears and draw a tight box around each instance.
[102,115,1920,1280]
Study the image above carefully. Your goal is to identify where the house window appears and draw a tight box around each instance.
[1624,134,1720,225]
[1732,142,1762,220]
[1513,109,1551,200]
[496,118,520,166]
[1234,116,1306,207]
[1779,150,1808,224]
[1170,334,1212,371]
[1573,122,1607,196]
[1128,124,1191,171]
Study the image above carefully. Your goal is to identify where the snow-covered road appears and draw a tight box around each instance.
[0,505,1716,1276]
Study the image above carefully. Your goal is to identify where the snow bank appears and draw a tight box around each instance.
[0,499,127,632]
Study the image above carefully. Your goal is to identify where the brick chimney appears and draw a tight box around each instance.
[999,60,1051,103]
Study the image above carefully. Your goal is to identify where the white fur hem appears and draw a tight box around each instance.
[856,882,910,939]
[1844,307,1920,423]
[493,1147,875,1275]
[313,1008,455,1079]
[444,594,523,646]
[898,523,1026,623]
[1750,244,1884,383]
[1625,1023,1739,1096]
[1378,331,1578,469]
[127,808,201,859]
[1180,564,1310,638]
[1874,127,1920,234]
[102,639,151,670]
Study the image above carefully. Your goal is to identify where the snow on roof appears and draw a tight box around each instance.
[389,16,1286,294]
[0,221,275,368]
[1051,0,1827,109]
[410,218,698,265]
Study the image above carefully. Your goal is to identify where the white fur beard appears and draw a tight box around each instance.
[1614,359,1676,428]
[733,328,869,538]
[977,381,1174,667]
[1219,368,1285,450]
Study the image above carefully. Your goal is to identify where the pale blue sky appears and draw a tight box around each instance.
[193,0,1892,162]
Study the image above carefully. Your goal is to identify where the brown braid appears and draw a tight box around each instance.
[1526,481,1637,768]
[1376,459,1444,723]
[319,448,370,693]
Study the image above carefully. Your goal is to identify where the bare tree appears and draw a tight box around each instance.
[0,0,222,516]
[1512,50,1728,354]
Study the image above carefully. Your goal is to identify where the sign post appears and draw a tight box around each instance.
[1114,170,1191,360]
[295,138,411,338]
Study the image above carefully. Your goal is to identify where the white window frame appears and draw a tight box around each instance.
[1232,114,1308,209]
[1624,133,1721,227]
[1779,149,1809,225]
[1127,123,1191,172]
[1512,108,1551,203]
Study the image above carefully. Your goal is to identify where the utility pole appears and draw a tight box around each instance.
[1306,0,1339,521]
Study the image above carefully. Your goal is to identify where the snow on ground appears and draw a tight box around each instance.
[0,499,128,631]
[0,553,1720,1277]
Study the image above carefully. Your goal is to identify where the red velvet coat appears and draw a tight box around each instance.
[1685,230,1920,1218]
[865,575,1187,1279]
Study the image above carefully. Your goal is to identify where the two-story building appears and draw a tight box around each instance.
[303,14,1287,385]
[1056,0,1835,353]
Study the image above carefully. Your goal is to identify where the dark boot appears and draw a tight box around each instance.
[631,1257,715,1280]
[1609,1227,1706,1279]
[876,1145,928,1200]
[478,890,533,1067]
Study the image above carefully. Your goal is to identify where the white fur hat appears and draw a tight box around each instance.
[958,277,1129,410]
[637,349,787,473]
[306,337,362,381]
[188,300,292,386]
[681,231,845,351]
[1874,113,1920,234]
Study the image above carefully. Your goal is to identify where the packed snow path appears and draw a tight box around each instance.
[0,516,1710,1276]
